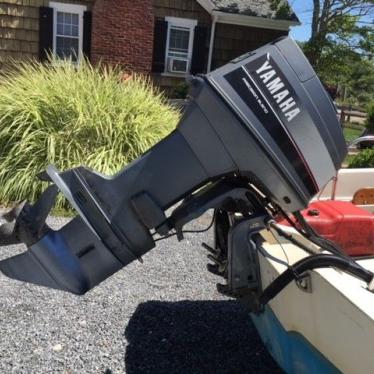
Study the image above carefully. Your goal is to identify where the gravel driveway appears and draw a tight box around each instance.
[0,214,281,373]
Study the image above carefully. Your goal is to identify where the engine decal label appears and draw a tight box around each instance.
[224,54,317,195]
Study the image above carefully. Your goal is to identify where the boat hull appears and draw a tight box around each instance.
[254,236,374,374]
[251,306,340,373]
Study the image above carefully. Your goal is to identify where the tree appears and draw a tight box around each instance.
[347,59,374,105]
[303,1,374,80]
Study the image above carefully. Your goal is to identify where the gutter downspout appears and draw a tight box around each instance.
[207,13,217,73]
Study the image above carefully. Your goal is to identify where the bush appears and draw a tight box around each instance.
[0,59,179,208]
[365,101,374,133]
[173,82,189,99]
[348,149,374,168]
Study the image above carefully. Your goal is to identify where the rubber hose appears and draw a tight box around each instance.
[259,254,373,306]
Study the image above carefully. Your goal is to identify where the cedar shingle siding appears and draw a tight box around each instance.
[0,0,93,65]
[153,0,211,24]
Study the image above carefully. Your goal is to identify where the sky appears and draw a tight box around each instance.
[289,0,374,42]
[289,0,314,42]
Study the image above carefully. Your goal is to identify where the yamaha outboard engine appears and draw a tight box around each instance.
[0,37,359,302]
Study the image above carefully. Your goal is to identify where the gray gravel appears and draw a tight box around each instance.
[0,214,281,373]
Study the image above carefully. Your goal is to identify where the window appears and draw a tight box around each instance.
[50,2,86,62]
[165,17,197,75]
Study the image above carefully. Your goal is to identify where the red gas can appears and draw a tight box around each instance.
[280,200,374,257]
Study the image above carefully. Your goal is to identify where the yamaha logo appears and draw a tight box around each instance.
[255,54,301,123]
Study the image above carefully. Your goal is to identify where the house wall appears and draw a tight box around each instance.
[151,1,288,97]
[152,0,211,94]
[91,0,154,73]
[0,0,94,66]
[0,0,290,96]
[211,23,287,70]
[153,0,210,23]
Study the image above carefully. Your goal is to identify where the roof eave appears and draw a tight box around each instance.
[196,0,301,31]
[213,10,300,31]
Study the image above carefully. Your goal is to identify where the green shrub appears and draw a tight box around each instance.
[173,82,189,99]
[0,58,179,208]
[348,149,374,168]
[365,101,374,132]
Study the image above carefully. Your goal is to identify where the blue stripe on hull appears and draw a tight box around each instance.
[250,306,341,374]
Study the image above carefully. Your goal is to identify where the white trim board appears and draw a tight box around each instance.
[213,10,299,31]
[165,16,198,28]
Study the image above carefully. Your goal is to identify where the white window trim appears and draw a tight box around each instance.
[50,2,87,62]
[164,17,198,76]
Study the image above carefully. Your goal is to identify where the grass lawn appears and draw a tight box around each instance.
[343,126,363,142]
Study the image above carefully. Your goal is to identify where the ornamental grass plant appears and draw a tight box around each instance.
[0,58,179,208]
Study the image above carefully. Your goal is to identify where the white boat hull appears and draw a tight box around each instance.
[255,239,374,373]
[252,168,374,373]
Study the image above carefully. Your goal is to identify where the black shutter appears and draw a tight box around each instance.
[39,7,54,61]
[190,26,208,75]
[83,11,92,60]
[152,20,168,73]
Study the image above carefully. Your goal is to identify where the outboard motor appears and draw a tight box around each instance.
[1,37,365,306]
